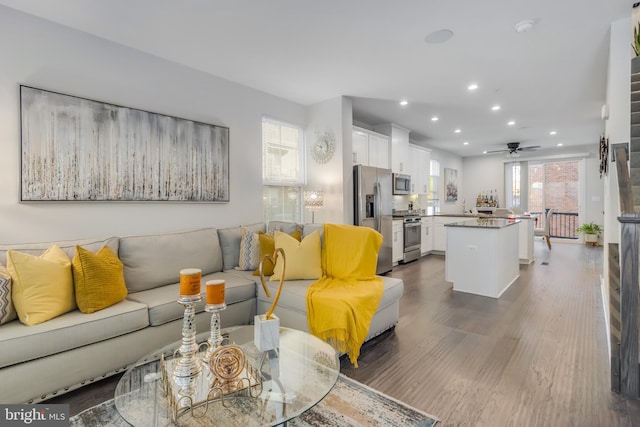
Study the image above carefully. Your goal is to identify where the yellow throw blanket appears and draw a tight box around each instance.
[306,224,384,367]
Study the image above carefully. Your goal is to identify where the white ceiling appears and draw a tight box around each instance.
[0,0,630,157]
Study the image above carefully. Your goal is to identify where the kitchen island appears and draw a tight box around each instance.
[429,213,536,264]
[445,218,520,298]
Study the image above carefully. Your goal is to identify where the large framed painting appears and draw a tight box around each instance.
[20,86,230,202]
[444,168,458,202]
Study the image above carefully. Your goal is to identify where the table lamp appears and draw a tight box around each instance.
[304,190,324,223]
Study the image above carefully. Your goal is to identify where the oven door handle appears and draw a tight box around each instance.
[404,222,422,229]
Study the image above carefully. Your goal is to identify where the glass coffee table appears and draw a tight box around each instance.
[114,326,339,426]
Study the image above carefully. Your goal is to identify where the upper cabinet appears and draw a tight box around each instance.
[368,133,390,169]
[408,144,431,195]
[352,126,390,169]
[373,123,410,174]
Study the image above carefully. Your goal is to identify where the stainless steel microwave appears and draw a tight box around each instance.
[392,173,411,195]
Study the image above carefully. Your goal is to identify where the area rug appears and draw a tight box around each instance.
[70,373,439,426]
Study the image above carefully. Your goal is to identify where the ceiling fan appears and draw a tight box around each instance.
[486,142,541,155]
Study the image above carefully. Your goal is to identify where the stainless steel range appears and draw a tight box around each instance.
[402,215,421,263]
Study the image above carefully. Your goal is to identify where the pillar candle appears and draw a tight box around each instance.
[179,268,202,296]
[206,279,225,305]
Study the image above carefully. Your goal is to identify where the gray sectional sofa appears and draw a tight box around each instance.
[0,221,404,404]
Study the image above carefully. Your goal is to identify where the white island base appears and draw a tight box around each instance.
[445,219,520,298]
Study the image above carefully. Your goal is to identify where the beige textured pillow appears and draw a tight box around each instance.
[7,245,76,326]
[72,245,128,314]
[271,230,322,281]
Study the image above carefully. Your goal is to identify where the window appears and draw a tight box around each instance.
[262,116,304,223]
[505,162,522,210]
[427,159,440,214]
[528,160,579,239]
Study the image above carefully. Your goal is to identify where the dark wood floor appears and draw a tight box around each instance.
[48,239,640,425]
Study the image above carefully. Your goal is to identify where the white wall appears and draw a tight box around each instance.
[604,17,632,245]
[305,96,349,225]
[602,16,632,351]
[430,148,463,214]
[341,97,355,224]
[0,6,307,243]
[463,151,603,225]
[462,155,505,212]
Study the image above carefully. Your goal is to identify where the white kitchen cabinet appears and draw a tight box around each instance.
[368,133,390,169]
[445,220,519,298]
[408,144,431,194]
[352,129,369,166]
[421,217,433,254]
[392,220,404,263]
[433,216,465,252]
[417,147,431,195]
[352,127,390,169]
[374,123,410,174]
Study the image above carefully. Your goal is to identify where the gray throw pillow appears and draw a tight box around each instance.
[218,223,266,270]
[267,221,303,235]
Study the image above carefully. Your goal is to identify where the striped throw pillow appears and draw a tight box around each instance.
[237,229,261,271]
[0,266,16,325]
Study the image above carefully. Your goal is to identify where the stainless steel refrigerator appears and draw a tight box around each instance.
[353,165,393,275]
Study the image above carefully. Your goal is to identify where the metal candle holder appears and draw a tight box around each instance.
[202,302,227,364]
[173,295,203,384]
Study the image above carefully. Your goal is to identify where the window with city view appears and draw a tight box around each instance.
[529,160,579,239]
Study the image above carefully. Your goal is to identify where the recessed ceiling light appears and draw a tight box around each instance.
[507,121,516,126]
[482,150,488,154]
[550,130,557,135]
[491,105,501,111]
[424,29,454,44]
[463,141,469,145]
[557,143,563,147]
[399,100,408,106]
[468,83,478,91]
[454,129,461,133]
[431,116,439,122]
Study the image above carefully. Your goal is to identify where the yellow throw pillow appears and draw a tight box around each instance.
[252,229,302,276]
[7,245,76,326]
[72,245,128,314]
[271,229,322,281]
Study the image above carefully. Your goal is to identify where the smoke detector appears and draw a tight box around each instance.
[514,20,535,33]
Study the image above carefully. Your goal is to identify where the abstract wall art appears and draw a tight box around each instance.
[20,86,229,202]
[444,167,458,202]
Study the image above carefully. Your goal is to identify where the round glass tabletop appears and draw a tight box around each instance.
[114,326,339,426]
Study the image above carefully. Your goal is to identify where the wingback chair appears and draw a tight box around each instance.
[534,209,554,249]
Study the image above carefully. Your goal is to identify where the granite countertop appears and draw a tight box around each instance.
[426,213,536,220]
[444,218,521,229]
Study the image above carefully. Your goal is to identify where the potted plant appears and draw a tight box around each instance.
[576,222,601,245]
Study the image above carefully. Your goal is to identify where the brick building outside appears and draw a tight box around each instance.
[529,160,579,239]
